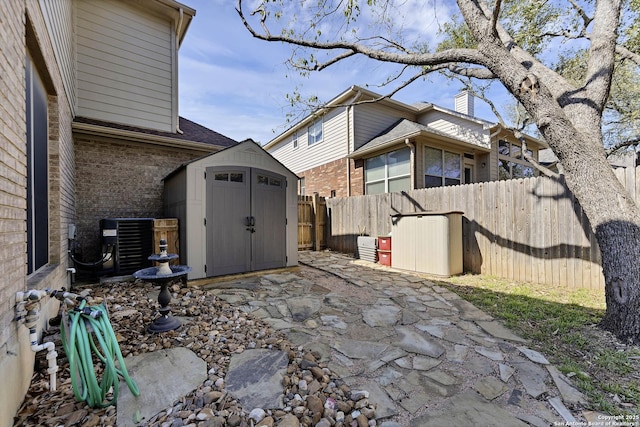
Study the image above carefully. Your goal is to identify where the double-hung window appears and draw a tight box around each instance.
[307,118,323,146]
[26,54,49,274]
[424,146,461,188]
[498,140,535,180]
[292,131,299,149]
[364,148,411,195]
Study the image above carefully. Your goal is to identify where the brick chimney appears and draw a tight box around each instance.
[454,91,474,116]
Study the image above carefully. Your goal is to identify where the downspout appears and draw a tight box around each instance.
[346,89,362,196]
[346,105,351,197]
[175,8,184,134]
[405,138,415,190]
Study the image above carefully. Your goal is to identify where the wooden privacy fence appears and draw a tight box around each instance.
[298,194,327,250]
[325,175,607,290]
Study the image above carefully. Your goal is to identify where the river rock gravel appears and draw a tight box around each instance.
[13,280,378,427]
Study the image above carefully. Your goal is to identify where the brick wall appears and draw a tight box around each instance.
[298,157,365,197]
[0,1,76,426]
[74,137,209,261]
[0,0,27,371]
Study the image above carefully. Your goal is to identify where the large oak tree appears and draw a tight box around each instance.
[237,0,640,343]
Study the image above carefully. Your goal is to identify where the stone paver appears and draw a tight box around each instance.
[117,347,207,427]
[225,349,289,410]
[203,251,589,426]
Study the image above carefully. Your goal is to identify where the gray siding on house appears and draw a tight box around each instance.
[39,0,76,114]
[353,103,413,152]
[418,109,491,149]
[269,106,349,174]
[76,0,173,131]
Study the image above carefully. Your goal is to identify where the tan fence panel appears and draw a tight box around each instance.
[309,165,640,290]
[298,194,328,250]
[326,175,611,290]
[298,195,314,250]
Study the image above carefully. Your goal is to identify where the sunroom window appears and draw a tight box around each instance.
[365,148,411,195]
[424,146,461,188]
[498,140,535,180]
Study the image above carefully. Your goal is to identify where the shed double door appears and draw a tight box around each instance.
[205,166,286,277]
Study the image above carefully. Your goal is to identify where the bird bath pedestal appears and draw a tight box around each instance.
[133,239,191,333]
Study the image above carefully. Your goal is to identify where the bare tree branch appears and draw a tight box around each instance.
[449,74,506,124]
[518,135,562,179]
[289,50,357,72]
[237,0,489,68]
[446,64,496,79]
[457,0,573,101]
[325,68,438,110]
[488,0,502,36]
[606,137,640,155]
[582,0,621,112]
[616,45,640,67]
[567,0,593,29]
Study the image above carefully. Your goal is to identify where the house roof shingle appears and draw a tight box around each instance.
[350,119,468,158]
[73,116,238,148]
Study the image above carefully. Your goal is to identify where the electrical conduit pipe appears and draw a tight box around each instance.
[15,290,59,391]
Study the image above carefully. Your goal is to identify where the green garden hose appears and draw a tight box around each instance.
[61,299,139,408]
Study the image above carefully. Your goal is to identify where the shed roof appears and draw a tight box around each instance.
[163,139,298,181]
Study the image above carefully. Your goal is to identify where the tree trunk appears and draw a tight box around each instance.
[541,127,640,344]
[468,17,640,343]
[596,221,640,343]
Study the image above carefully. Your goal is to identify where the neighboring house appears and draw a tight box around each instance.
[0,1,236,425]
[264,86,546,197]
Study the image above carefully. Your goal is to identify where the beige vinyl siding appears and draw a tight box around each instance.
[269,107,349,174]
[418,110,490,149]
[353,103,413,151]
[39,0,76,114]
[76,0,173,131]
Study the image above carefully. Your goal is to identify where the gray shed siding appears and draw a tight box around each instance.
[164,141,298,280]
[163,167,188,264]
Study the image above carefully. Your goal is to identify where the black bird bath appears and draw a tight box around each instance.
[133,239,191,333]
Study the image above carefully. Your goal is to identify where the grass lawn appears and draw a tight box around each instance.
[437,274,640,416]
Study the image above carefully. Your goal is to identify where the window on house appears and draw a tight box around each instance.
[299,177,305,195]
[307,118,323,146]
[26,54,49,274]
[498,140,535,180]
[364,148,411,195]
[292,131,298,149]
[424,146,461,188]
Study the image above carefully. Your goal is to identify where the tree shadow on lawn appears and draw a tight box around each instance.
[436,279,640,416]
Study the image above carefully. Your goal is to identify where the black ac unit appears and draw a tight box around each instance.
[100,218,154,275]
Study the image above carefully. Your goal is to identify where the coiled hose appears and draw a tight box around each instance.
[61,299,139,408]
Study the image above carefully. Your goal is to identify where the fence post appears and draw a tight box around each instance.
[312,192,321,251]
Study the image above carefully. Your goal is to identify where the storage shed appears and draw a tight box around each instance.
[391,211,463,277]
[163,140,299,279]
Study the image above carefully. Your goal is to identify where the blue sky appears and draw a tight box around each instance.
[178,1,511,145]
